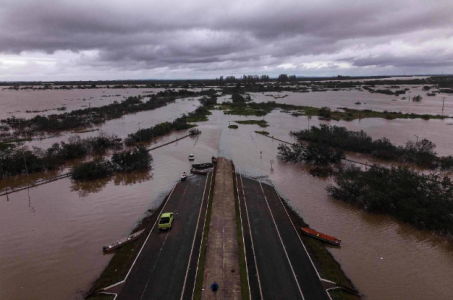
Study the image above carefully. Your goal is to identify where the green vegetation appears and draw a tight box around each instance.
[292,125,453,170]
[86,293,115,300]
[234,119,268,127]
[328,165,453,235]
[124,117,194,146]
[277,142,344,166]
[217,100,448,121]
[1,89,216,137]
[71,146,152,181]
[228,124,239,129]
[329,289,361,300]
[232,167,251,300]
[219,102,271,116]
[0,134,122,179]
[254,130,269,135]
[185,95,217,122]
[71,158,114,181]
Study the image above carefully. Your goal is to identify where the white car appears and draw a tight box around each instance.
[188,154,195,160]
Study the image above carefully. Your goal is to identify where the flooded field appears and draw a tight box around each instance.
[1,89,453,300]
[251,87,453,116]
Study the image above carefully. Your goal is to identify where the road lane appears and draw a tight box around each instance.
[240,176,303,300]
[117,174,209,300]
[260,182,329,300]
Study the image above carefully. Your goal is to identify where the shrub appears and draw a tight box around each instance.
[327,165,453,235]
[71,158,114,181]
[111,146,152,172]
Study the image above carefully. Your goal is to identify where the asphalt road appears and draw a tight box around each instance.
[238,175,329,300]
[117,173,211,300]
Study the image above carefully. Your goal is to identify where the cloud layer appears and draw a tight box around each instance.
[1,0,452,80]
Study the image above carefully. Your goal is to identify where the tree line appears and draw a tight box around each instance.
[71,146,152,181]
[291,125,453,170]
[0,89,216,138]
[0,134,122,178]
[328,165,453,235]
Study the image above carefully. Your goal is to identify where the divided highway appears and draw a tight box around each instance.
[237,174,329,300]
[116,173,211,300]
[101,162,330,300]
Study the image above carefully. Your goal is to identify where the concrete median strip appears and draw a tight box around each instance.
[201,158,241,300]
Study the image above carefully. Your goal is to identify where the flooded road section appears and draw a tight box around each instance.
[1,90,453,299]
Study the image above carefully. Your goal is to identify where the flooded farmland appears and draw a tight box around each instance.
[1,88,453,300]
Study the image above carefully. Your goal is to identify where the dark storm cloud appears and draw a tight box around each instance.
[1,0,453,78]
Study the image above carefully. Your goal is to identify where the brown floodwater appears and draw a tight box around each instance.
[1,90,453,300]
[250,87,453,116]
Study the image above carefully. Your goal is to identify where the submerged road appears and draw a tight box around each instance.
[237,174,329,300]
[117,173,212,300]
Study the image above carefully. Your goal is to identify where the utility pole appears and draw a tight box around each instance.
[442,97,445,116]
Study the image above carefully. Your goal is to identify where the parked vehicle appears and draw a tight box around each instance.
[188,154,195,160]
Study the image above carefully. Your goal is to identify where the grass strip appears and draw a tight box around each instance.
[193,167,216,300]
[235,120,268,127]
[232,165,251,300]
[86,293,115,300]
[216,101,449,121]
[328,288,361,300]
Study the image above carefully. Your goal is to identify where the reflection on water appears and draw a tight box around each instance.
[1,90,453,300]
[71,171,153,197]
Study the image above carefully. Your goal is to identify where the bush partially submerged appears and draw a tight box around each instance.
[291,125,453,170]
[112,146,152,172]
[71,158,114,181]
[277,142,344,166]
[71,146,152,181]
[124,118,193,146]
[328,165,453,235]
[0,134,122,179]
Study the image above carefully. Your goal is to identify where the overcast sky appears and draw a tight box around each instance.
[0,0,452,81]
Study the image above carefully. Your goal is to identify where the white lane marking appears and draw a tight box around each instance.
[240,175,264,300]
[259,181,305,300]
[102,183,178,291]
[99,292,118,300]
[325,287,338,300]
[139,230,171,300]
[273,188,328,282]
[180,174,210,300]
[191,171,214,299]
[235,173,251,300]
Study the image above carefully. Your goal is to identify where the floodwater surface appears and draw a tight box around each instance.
[1,89,453,300]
